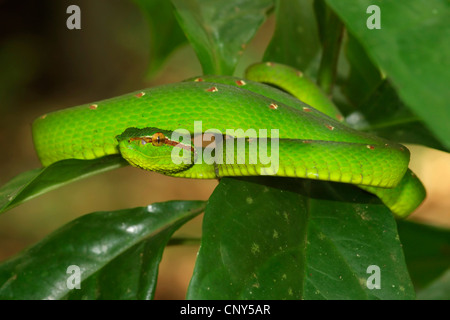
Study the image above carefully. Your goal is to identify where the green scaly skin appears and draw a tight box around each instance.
[32,62,426,218]
[242,62,425,217]
[245,62,345,122]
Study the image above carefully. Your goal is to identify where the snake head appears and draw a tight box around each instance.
[116,127,196,174]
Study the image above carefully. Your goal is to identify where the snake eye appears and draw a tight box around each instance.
[151,132,166,146]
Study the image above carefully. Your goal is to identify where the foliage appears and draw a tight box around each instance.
[0,0,449,300]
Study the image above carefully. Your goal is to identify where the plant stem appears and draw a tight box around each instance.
[316,5,344,96]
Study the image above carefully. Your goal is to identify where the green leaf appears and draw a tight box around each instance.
[264,0,321,74]
[397,220,450,290]
[349,81,446,151]
[171,0,274,75]
[132,0,187,76]
[0,155,128,215]
[326,0,450,149]
[416,269,450,300]
[0,200,206,300]
[187,177,414,300]
[66,228,179,300]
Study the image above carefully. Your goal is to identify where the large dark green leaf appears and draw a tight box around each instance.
[416,269,450,300]
[397,220,450,291]
[350,81,446,151]
[326,0,450,149]
[0,156,128,215]
[0,200,205,300]
[187,177,414,300]
[132,0,187,76]
[171,0,274,75]
[264,0,320,75]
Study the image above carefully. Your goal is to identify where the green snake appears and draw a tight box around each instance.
[32,62,426,218]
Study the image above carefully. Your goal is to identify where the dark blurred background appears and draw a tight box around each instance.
[0,0,448,299]
[0,0,273,299]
